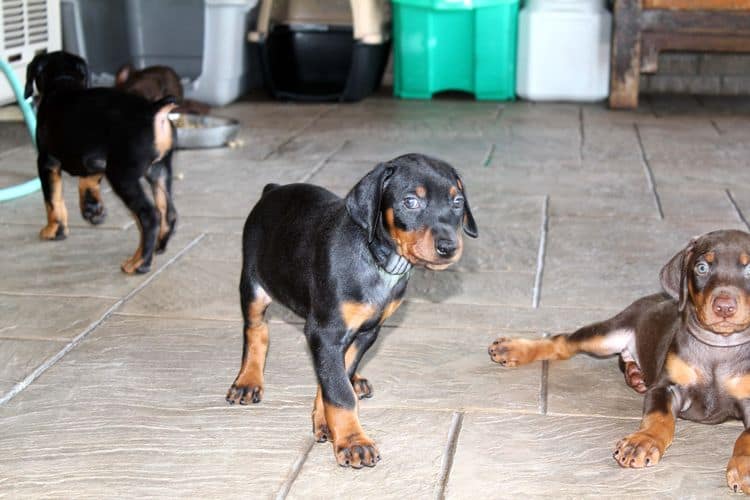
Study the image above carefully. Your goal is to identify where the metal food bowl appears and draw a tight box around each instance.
[169,113,240,149]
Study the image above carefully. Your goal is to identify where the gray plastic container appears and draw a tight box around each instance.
[61,0,258,106]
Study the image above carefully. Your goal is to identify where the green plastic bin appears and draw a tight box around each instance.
[393,0,519,100]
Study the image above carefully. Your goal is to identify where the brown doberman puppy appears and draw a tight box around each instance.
[115,64,210,115]
[489,229,750,494]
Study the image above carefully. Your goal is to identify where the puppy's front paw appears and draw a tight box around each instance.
[488,337,537,367]
[334,433,380,469]
[39,222,67,240]
[352,374,373,399]
[613,432,665,468]
[727,455,750,494]
[81,200,106,225]
[226,382,264,405]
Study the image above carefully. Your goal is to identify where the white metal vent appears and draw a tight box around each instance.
[0,0,60,104]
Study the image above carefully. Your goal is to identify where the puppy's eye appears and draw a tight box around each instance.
[453,196,465,210]
[403,196,421,210]
[695,262,710,275]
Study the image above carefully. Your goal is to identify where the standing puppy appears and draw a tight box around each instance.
[226,154,478,468]
[489,230,750,494]
[26,51,178,273]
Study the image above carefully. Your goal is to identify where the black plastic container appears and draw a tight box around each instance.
[257,24,390,102]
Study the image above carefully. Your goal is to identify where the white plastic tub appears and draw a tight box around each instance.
[515,0,611,101]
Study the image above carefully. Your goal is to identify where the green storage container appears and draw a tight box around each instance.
[392,0,519,100]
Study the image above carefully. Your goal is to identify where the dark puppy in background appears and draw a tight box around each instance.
[26,51,178,274]
[115,64,210,115]
[489,229,750,494]
[226,153,478,468]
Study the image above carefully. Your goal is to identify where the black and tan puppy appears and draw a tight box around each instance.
[226,153,478,468]
[26,51,177,274]
[489,229,750,493]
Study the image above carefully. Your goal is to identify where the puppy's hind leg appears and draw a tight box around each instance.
[38,153,68,240]
[226,271,272,405]
[489,317,634,368]
[107,168,159,274]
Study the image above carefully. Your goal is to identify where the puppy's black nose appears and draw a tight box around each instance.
[436,239,457,257]
[713,294,738,318]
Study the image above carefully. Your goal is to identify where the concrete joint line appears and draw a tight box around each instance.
[532,195,549,309]
[299,140,348,183]
[275,437,315,500]
[539,332,551,416]
[633,123,664,220]
[726,189,750,231]
[264,106,337,160]
[482,143,495,167]
[0,233,206,406]
[434,411,464,500]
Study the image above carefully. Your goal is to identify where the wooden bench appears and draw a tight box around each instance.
[610,0,750,108]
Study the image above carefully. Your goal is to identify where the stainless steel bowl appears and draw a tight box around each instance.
[169,113,240,149]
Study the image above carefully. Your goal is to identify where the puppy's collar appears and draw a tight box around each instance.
[685,310,750,347]
[369,241,412,278]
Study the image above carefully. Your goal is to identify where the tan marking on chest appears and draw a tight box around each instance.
[380,299,403,324]
[666,353,702,386]
[725,374,750,400]
[341,302,377,331]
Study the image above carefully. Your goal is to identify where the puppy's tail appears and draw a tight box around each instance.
[263,183,280,196]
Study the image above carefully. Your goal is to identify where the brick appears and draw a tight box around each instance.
[721,76,750,95]
[644,75,721,95]
[699,53,750,76]
[657,53,699,75]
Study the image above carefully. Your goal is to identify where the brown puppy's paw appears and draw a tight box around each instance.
[624,360,647,394]
[613,432,665,468]
[352,374,373,399]
[488,337,537,367]
[226,383,264,405]
[39,222,67,240]
[727,455,750,494]
[334,434,380,469]
[313,417,331,443]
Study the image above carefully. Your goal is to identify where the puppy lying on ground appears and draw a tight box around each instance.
[115,64,210,115]
[26,51,177,274]
[226,154,478,468]
[489,229,750,494]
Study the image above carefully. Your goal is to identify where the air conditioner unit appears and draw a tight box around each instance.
[0,0,61,105]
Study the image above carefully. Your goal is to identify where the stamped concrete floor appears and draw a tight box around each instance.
[2,93,750,499]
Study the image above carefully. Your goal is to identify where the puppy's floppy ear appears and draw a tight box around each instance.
[453,169,478,238]
[660,239,696,312]
[24,53,47,99]
[345,161,395,242]
[115,64,133,87]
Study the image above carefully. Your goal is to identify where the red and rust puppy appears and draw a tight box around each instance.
[489,229,750,493]
[26,51,177,274]
[115,64,210,115]
[226,153,478,468]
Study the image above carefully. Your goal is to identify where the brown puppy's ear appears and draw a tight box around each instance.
[25,53,47,98]
[345,162,395,243]
[115,64,134,87]
[660,239,696,311]
[452,169,478,238]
